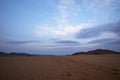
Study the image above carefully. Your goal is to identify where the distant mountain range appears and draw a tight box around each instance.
[0,52,30,56]
[72,49,120,55]
[0,49,120,56]
[0,52,54,56]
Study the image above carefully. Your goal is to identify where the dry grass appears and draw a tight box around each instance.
[0,54,120,80]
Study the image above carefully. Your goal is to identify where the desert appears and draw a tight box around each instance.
[0,51,120,80]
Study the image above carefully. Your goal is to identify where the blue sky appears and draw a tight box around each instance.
[0,0,120,55]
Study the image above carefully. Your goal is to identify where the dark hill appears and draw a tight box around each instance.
[0,52,54,56]
[0,52,30,56]
[0,52,7,55]
[8,52,30,56]
[72,49,120,55]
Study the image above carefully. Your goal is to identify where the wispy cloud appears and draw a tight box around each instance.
[83,0,116,11]
[6,40,40,45]
[88,38,117,44]
[82,0,120,23]
[55,40,80,45]
[56,0,81,26]
[34,0,92,38]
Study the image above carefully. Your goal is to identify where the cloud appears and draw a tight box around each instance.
[87,38,120,52]
[6,40,40,45]
[88,38,117,44]
[34,23,92,38]
[104,0,116,6]
[83,0,117,11]
[82,0,120,23]
[87,38,120,51]
[108,39,120,45]
[34,0,93,38]
[76,21,120,39]
[55,40,80,45]
[51,0,92,36]
[56,0,80,27]
[56,0,73,27]
[51,24,92,36]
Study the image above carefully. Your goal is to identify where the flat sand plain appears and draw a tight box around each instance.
[0,54,120,80]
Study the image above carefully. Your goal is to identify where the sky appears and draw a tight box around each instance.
[0,0,120,55]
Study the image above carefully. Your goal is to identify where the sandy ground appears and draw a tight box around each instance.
[0,54,120,80]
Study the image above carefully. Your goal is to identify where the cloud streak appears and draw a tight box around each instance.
[55,40,80,45]
[88,38,120,45]
[6,40,40,45]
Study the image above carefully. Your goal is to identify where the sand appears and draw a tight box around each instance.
[0,54,120,80]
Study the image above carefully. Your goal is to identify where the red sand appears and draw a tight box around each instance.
[0,54,120,80]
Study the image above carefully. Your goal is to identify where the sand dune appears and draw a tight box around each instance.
[0,54,120,80]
